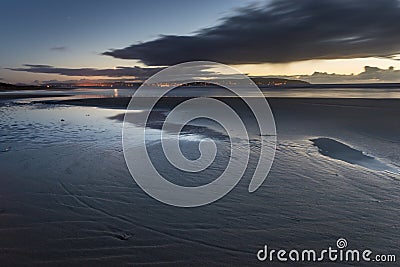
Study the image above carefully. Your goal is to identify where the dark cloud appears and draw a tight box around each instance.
[7,65,164,79]
[50,46,67,52]
[103,0,400,65]
[24,64,53,68]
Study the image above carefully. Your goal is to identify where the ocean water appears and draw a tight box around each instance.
[0,91,399,265]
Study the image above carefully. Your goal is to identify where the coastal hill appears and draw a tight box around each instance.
[156,77,310,88]
[0,82,43,90]
[250,77,310,87]
[0,82,16,89]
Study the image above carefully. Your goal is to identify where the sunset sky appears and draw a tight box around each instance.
[1,0,400,84]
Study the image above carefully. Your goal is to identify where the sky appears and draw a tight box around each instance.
[1,0,400,84]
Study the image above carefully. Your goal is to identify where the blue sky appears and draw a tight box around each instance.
[1,0,256,82]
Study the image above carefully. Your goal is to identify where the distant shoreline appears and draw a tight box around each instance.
[3,81,400,91]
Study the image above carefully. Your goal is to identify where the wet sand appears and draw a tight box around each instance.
[0,95,399,266]
[38,95,400,110]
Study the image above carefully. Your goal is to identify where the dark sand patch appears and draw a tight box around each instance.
[38,97,132,109]
[311,137,399,173]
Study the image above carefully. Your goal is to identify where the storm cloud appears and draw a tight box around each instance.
[103,0,400,65]
[7,64,164,79]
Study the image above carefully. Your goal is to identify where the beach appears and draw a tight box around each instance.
[0,90,399,266]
